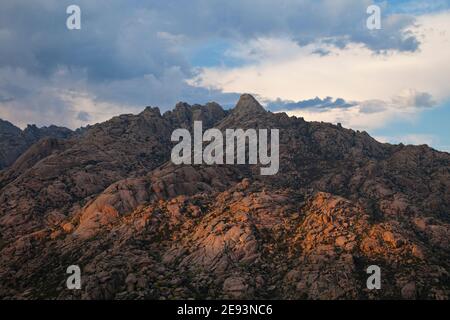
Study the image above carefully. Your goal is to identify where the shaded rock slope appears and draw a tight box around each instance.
[0,119,73,170]
[0,94,448,300]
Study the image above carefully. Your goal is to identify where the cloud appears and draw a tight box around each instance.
[0,66,240,129]
[0,1,191,81]
[0,1,418,81]
[276,90,437,131]
[195,11,450,111]
[0,0,436,128]
[76,111,91,122]
[0,94,14,103]
[267,96,356,111]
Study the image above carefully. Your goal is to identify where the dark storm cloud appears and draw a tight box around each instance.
[0,0,190,81]
[0,0,420,80]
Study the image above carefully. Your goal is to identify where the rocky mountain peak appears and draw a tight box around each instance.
[140,106,162,118]
[163,101,228,130]
[233,93,266,116]
[0,119,21,135]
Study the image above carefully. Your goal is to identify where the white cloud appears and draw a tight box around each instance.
[192,11,450,124]
[57,90,136,128]
[0,66,140,129]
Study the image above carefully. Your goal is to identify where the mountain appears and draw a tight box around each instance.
[0,119,73,170]
[0,95,448,299]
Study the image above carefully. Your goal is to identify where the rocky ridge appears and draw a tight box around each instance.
[0,94,448,299]
[0,119,72,170]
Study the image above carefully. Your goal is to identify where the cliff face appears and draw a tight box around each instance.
[0,95,449,299]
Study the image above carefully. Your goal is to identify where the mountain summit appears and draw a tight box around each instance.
[233,93,267,116]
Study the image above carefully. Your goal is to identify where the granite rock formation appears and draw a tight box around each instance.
[0,95,448,300]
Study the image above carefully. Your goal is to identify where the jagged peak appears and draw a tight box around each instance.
[175,101,191,109]
[233,94,266,115]
[141,106,161,117]
[0,118,21,132]
[204,101,224,112]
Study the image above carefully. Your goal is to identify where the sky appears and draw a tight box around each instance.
[0,0,449,152]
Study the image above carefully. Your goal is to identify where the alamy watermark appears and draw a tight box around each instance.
[66,5,81,30]
[65,4,379,31]
[171,121,279,175]
[66,265,81,290]
[367,4,381,30]
[366,265,381,290]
